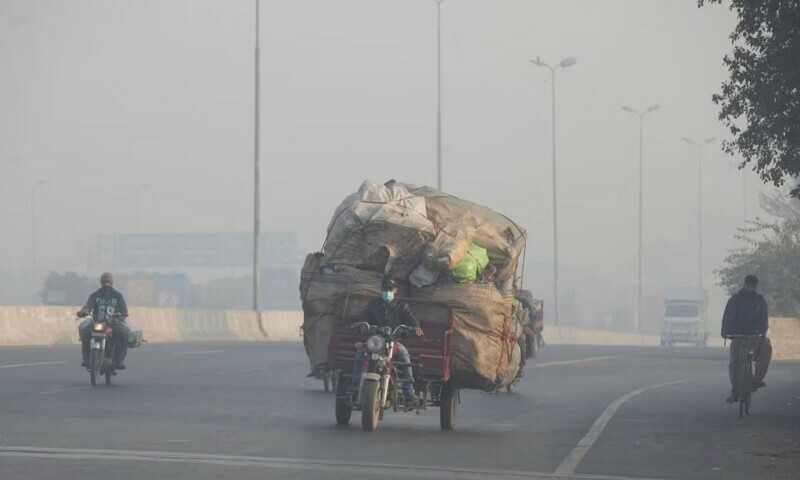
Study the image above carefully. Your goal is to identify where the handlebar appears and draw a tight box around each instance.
[349,322,418,339]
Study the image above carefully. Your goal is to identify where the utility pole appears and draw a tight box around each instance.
[253,0,261,312]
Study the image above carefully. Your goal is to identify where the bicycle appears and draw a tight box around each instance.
[726,334,763,418]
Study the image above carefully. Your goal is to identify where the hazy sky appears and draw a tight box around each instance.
[0,0,771,315]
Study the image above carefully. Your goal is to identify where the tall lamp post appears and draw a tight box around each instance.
[135,184,151,232]
[434,0,444,190]
[253,0,262,312]
[530,56,576,327]
[682,136,716,289]
[31,179,47,287]
[621,104,660,334]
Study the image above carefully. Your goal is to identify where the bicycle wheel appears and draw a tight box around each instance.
[738,351,748,419]
[744,359,753,416]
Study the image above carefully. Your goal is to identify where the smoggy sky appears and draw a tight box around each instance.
[0,0,771,313]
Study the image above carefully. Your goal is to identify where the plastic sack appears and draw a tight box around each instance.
[125,323,144,348]
[449,244,490,284]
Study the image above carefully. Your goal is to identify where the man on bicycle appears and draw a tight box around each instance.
[721,275,772,404]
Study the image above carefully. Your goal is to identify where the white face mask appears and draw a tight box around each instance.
[381,291,395,302]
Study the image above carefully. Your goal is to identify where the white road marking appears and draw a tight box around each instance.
[0,446,667,480]
[554,378,692,475]
[0,361,67,369]
[532,354,635,368]
[173,350,223,356]
[218,366,269,375]
[36,386,90,395]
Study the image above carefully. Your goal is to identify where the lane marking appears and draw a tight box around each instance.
[0,361,67,369]
[173,350,223,356]
[218,366,269,375]
[554,378,692,475]
[533,354,635,368]
[36,386,90,395]
[0,446,668,480]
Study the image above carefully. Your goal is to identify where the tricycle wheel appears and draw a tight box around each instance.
[335,373,352,425]
[323,371,331,392]
[506,383,513,393]
[361,379,381,431]
[440,382,458,430]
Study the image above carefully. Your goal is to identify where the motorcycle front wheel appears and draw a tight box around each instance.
[89,349,99,386]
[361,379,381,432]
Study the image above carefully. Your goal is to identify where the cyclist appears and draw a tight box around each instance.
[721,274,772,404]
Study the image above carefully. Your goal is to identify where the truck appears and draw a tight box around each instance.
[660,287,708,346]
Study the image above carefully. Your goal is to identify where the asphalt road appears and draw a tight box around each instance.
[0,342,797,480]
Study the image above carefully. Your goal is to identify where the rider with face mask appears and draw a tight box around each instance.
[77,273,129,369]
[353,277,424,405]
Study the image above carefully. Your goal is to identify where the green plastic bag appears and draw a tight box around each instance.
[449,244,490,283]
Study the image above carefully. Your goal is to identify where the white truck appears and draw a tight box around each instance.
[660,287,708,346]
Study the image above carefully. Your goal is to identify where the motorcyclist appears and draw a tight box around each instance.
[77,273,129,369]
[721,274,772,404]
[353,277,424,405]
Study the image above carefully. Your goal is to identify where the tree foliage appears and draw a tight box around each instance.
[699,1,800,196]
[716,218,800,316]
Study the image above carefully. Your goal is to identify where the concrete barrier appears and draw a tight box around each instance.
[1,306,798,360]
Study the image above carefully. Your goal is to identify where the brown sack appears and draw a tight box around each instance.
[412,283,517,390]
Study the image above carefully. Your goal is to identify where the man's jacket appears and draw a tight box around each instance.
[362,297,420,330]
[721,289,768,337]
[83,288,128,322]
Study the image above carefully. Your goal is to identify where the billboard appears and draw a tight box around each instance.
[96,232,301,269]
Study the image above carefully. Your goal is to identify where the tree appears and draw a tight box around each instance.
[699,1,800,196]
[716,218,800,317]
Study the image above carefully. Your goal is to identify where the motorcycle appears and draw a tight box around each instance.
[333,321,458,431]
[83,313,124,386]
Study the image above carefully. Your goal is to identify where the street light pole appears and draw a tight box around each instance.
[682,136,716,290]
[31,179,47,288]
[530,56,576,327]
[621,104,660,334]
[253,0,261,312]
[435,0,444,190]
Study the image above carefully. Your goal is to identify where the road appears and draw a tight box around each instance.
[0,342,797,479]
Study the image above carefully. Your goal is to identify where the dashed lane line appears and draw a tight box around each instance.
[173,350,224,356]
[218,366,270,374]
[0,361,67,369]
[532,354,636,368]
[36,386,90,395]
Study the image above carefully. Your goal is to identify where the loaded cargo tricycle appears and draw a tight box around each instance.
[329,295,458,431]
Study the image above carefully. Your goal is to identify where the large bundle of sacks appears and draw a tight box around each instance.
[299,180,527,391]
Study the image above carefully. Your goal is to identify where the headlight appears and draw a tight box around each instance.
[92,323,105,332]
[366,335,385,354]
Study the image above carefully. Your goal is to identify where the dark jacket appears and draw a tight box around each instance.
[83,287,128,322]
[721,289,768,337]
[363,297,420,330]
